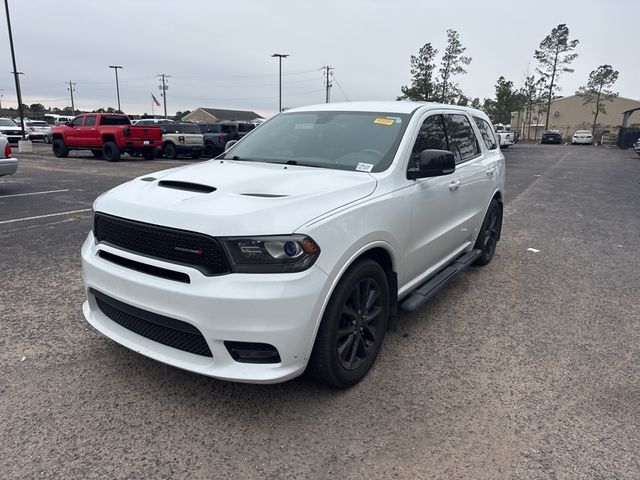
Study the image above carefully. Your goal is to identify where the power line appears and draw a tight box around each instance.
[332,74,350,102]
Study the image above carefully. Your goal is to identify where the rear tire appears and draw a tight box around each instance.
[44,134,51,144]
[164,143,177,159]
[102,142,121,162]
[308,259,390,388]
[52,139,69,158]
[473,198,502,266]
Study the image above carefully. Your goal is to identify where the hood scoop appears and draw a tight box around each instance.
[158,180,216,194]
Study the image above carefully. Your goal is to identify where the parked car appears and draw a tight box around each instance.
[0,118,26,143]
[195,123,230,157]
[25,120,52,141]
[51,113,162,161]
[541,130,562,144]
[81,101,505,387]
[634,138,640,156]
[0,133,17,177]
[571,130,593,145]
[158,123,204,159]
[493,123,513,148]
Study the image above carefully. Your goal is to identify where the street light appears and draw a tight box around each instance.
[108,65,123,112]
[271,53,289,113]
[4,0,26,138]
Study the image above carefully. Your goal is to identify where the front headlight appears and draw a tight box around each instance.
[221,235,320,273]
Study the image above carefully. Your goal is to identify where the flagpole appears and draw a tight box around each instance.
[151,94,154,116]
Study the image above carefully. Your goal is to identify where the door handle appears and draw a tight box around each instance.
[449,180,461,191]
[486,166,496,176]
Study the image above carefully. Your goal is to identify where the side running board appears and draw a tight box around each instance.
[400,249,482,312]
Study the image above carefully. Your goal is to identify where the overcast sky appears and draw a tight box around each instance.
[0,0,637,118]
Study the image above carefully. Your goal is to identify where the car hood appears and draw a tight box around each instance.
[94,159,377,236]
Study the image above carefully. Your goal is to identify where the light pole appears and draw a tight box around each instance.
[4,0,26,138]
[271,53,289,112]
[108,65,123,112]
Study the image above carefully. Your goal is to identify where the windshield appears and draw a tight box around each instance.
[223,111,410,172]
[0,119,18,126]
[28,121,49,126]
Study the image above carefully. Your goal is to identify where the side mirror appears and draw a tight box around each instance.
[407,149,455,180]
[225,140,238,151]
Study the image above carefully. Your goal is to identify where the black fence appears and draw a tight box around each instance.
[617,127,640,149]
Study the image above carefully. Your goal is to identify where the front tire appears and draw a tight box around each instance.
[308,259,390,388]
[473,198,502,266]
[204,142,216,157]
[102,142,121,162]
[52,139,69,158]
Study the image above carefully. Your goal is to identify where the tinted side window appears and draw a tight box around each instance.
[70,117,83,127]
[473,116,497,150]
[445,114,479,163]
[85,116,97,127]
[409,114,448,167]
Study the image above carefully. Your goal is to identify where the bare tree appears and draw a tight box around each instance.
[576,64,619,133]
[534,24,579,130]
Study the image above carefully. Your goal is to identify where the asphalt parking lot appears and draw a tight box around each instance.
[1,142,639,479]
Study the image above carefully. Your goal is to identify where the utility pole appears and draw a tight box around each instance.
[66,81,76,114]
[4,0,26,138]
[157,74,170,118]
[323,66,334,103]
[0,89,3,110]
[271,53,289,112]
[108,65,123,112]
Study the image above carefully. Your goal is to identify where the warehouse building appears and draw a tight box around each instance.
[511,95,640,142]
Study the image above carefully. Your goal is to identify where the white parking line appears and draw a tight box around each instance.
[0,208,91,225]
[0,189,69,199]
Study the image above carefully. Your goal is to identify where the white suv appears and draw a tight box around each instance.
[81,102,505,387]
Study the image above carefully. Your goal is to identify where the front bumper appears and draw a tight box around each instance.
[81,232,331,383]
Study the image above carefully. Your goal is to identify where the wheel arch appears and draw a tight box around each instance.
[305,241,398,361]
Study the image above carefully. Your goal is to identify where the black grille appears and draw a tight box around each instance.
[94,212,230,276]
[92,289,212,357]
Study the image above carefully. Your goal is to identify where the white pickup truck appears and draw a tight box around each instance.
[494,123,514,148]
[81,102,505,388]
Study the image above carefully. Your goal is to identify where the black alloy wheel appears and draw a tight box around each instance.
[336,276,385,371]
[474,198,502,266]
[164,143,177,159]
[308,259,390,388]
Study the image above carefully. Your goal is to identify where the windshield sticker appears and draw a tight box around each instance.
[374,118,395,126]
[294,123,315,130]
[356,163,374,172]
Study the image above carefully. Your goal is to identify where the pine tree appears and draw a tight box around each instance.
[534,24,579,130]
[576,65,619,133]
[397,43,438,101]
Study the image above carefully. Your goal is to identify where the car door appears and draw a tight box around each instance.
[64,116,84,147]
[444,112,495,244]
[403,112,467,284]
[80,115,101,148]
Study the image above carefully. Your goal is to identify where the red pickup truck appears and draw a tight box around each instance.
[51,113,162,161]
